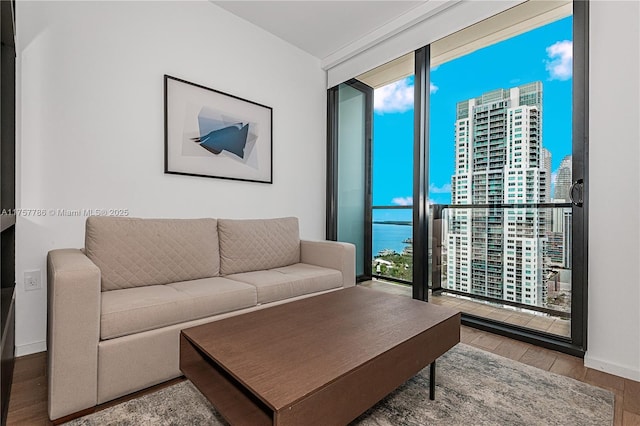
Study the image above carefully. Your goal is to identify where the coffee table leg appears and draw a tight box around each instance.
[429,361,436,400]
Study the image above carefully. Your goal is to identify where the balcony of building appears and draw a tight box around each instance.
[361,279,570,336]
[370,203,573,339]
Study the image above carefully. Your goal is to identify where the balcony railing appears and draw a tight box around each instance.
[432,202,572,318]
[371,202,573,319]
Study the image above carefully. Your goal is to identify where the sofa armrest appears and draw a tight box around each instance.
[47,249,101,420]
[300,240,356,288]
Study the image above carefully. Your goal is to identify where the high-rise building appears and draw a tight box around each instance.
[554,155,572,201]
[541,148,552,203]
[446,82,548,306]
[547,209,572,268]
[545,155,572,271]
[548,200,572,269]
[540,147,553,275]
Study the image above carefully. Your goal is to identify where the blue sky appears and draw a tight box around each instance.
[372,16,573,210]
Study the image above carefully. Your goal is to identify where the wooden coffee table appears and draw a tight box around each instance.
[180,286,460,425]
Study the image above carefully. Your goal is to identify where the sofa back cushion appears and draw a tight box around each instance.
[85,217,220,291]
[218,217,300,275]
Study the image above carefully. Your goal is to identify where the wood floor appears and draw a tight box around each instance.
[6,321,640,425]
[362,279,571,337]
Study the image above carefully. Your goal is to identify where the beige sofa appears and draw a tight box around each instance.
[47,216,355,421]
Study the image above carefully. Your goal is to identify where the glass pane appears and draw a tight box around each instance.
[372,75,415,210]
[428,12,573,337]
[337,83,367,276]
[371,75,414,285]
[372,208,413,282]
[439,206,571,336]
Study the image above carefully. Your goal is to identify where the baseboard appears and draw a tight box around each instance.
[584,353,640,381]
[15,340,46,356]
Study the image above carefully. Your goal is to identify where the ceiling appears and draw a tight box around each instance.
[213,1,425,61]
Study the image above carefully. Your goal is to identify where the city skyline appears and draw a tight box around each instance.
[372,15,573,211]
[372,81,573,309]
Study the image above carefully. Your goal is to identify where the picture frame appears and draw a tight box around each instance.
[164,75,273,184]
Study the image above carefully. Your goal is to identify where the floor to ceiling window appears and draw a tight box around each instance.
[359,55,415,284]
[327,0,588,356]
[428,3,575,339]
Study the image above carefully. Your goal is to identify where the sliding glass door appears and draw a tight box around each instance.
[328,0,588,355]
[420,1,588,354]
[327,80,373,280]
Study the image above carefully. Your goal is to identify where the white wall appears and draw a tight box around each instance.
[585,0,640,381]
[15,1,327,355]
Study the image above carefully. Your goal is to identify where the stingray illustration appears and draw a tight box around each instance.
[191,123,249,159]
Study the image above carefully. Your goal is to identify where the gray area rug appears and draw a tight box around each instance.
[66,344,613,425]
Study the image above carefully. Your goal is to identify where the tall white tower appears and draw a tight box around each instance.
[445,82,548,306]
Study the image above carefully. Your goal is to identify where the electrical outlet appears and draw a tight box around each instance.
[24,270,41,291]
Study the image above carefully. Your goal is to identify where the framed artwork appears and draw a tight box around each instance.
[164,75,273,183]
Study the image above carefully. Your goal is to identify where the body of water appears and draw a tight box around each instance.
[372,223,412,257]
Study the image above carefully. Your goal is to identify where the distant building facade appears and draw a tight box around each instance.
[554,155,572,201]
[547,199,572,269]
[547,155,572,269]
[446,82,548,306]
[541,148,552,203]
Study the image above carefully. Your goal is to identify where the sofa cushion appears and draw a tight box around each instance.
[86,217,220,291]
[100,277,257,339]
[226,263,342,304]
[218,217,300,275]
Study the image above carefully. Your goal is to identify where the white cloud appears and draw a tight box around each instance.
[374,79,413,113]
[374,79,438,113]
[391,196,450,206]
[392,196,413,206]
[429,183,451,194]
[545,40,573,81]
